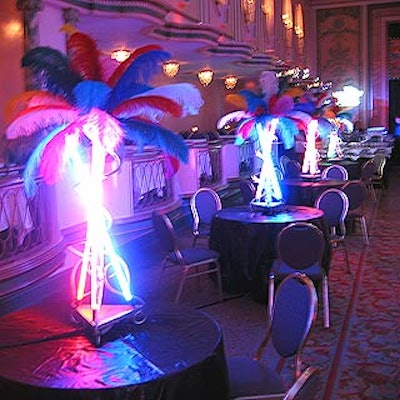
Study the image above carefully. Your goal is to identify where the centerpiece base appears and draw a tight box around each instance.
[72,303,146,346]
[250,199,286,215]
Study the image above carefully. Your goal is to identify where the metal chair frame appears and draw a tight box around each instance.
[315,188,351,274]
[321,164,348,181]
[152,212,223,303]
[228,273,318,400]
[190,187,222,247]
[268,222,330,328]
[341,180,369,245]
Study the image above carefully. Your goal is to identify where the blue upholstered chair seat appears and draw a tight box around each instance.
[227,357,285,398]
[168,248,219,265]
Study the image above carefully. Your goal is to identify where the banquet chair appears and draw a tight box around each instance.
[321,164,348,181]
[361,159,378,202]
[284,160,302,179]
[232,367,320,400]
[228,273,318,400]
[152,211,223,303]
[279,155,291,176]
[371,153,386,190]
[341,180,369,245]
[314,188,351,274]
[268,223,330,328]
[190,187,222,247]
[239,179,256,205]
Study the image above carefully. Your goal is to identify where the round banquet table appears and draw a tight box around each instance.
[210,205,331,302]
[0,301,229,400]
[318,159,362,180]
[281,178,345,206]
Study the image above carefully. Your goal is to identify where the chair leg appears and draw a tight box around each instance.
[267,275,275,320]
[175,268,188,303]
[322,275,330,328]
[215,262,223,303]
[359,216,369,246]
[342,242,351,274]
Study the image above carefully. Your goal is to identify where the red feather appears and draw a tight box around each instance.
[107,45,162,87]
[111,95,183,121]
[164,154,180,178]
[67,32,104,81]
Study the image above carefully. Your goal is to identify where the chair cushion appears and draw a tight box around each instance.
[168,248,219,265]
[227,357,285,398]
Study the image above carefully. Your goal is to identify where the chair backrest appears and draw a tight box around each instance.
[279,155,291,175]
[321,164,348,181]
[284,160,301,179]
[360,159,375,182]
[270,273,318,358]
[239,179,256,205]
[372,153,386,178]
[190,187,222,229]
[341,180,367,211]
[283,367,320,400]
[152,211,178,255]
[276,222,325,270]
[314,188,349,235]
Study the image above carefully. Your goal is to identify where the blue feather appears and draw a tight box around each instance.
[238,90,267,113]
[277,117,298,149]
[107,50,170,111]
[121,119,188,162]
[73,81,111,112]
[23,125,67,197]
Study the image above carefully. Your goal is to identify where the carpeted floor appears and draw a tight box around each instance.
[127,166,400,400]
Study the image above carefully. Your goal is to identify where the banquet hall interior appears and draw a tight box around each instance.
[0,1,399,399]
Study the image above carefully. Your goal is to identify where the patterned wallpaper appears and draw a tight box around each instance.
[316,6,361,90]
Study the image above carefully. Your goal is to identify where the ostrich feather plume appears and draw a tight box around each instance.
[73,81,112,112]
[132,83,204,117]
[112,96,182,122]
[217,110,251,129]
[121,118,188,162]
[6,106,79,139]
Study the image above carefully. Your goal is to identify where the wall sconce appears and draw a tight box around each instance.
[163,61,180,78]
[198,69,214,87]
[110,49,131,63]
[281,13,293,29]
[224,75,238,89]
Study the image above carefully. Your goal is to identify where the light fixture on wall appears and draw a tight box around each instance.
[110,49,131,63]
[163,61,180,78]
[198,69,214,87]
[224,75,238,89]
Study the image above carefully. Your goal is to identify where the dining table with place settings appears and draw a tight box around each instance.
[209,205,331,303]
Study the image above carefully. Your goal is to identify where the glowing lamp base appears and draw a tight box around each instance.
[250,199,286,215]
[72,303,146,346]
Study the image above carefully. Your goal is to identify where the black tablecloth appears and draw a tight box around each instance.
[210,205,331,302]
[281,179,346,206]
[0,301,229,400]
[318,159,362,180]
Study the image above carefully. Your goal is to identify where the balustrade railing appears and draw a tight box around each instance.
[0,168,51,263]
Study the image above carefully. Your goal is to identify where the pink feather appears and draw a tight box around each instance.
[39,128,71,184]
[237,119,255,141]
[6,105,79,139]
